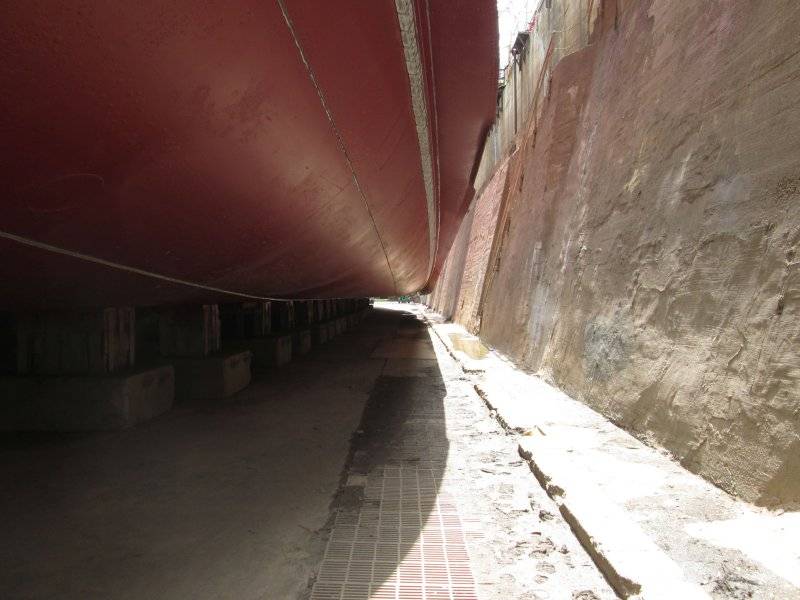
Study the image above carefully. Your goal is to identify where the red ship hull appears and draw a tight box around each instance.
[0,1,497,308]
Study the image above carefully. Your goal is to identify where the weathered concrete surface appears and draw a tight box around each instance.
[453,159,509,334]
[226,334,292,370]
[159,305,220,358]
[431,1,800,507]
[313,302,616,600]
[171,351,252,402]
[293,329,312,356]
[16,308,136,375]
[334,317,346,335]
[325,321,337,341]
[427,311,800,598]
[312,323,329,346]
[271,301,295,333]
[219,302,272,339]
[0,366,174,430]
[371,337,437,360]
[428,205,472,321]
[430,159,509,333]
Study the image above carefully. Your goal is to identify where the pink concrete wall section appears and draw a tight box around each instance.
[430,1,800,508]
[429,207,473,320]
[480,45,592,367]
[452,160,510,334]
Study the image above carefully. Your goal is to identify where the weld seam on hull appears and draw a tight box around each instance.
[276,0,398,295]
[423,0,442,278]
[0,229,299,302]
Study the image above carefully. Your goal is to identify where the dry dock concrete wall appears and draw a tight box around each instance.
[430,158,509,332]
[429,0,800,508]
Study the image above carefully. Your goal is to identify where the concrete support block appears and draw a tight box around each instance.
[326,321,337,340]
[159,305,220,358]
[290,301,311,328]
[16,308,135,375]
[219,302,271,339]
[171,351,251,402]
[302,301,315,326]
[226,335,292,369]
[0,312,14,374]
[293,329,312,356]
[318,300,327,322]
[315,300,325,323]
[159,304,252,401]
[0,366,174,431]
[312,324,329,346]
[271,301,295,332]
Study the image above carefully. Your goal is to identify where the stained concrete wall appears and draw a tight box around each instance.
[428,206,472,321]
[453,159,510,333]
[430,0,800,508]
[474,0,602,191]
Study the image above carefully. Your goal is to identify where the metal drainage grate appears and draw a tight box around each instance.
[311,465,478,600]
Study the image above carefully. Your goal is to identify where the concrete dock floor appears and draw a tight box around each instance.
[0,304,613,600]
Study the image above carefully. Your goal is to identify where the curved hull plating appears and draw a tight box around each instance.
[0,1,497,308]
